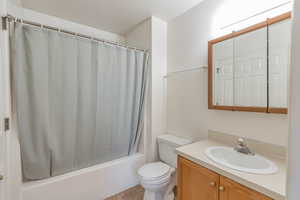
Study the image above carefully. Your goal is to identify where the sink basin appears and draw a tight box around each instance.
[205,146,278,174]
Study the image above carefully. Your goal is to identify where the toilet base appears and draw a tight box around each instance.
[142,173,176,200]
[143,190,174,200]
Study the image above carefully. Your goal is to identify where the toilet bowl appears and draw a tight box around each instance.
[138,162,174,200]
[138,135,192,200]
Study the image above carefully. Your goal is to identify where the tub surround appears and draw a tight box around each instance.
[176,135,286,200]
[22,154,145,200]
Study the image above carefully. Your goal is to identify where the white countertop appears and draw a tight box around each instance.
[176,140,286,200]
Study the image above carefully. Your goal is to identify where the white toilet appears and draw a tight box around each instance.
[138,135,192,200]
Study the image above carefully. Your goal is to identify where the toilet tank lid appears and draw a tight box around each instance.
[157,134,192,146]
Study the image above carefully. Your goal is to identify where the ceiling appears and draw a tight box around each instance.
[21,0,205,35]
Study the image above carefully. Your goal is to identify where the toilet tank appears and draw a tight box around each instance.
[157,135,192,168]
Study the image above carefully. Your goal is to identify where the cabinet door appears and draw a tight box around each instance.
[219,176,272,200]
[212,38,234,106]
[234,27,268,108]
[268,18,291,113]
[177,156,219,200]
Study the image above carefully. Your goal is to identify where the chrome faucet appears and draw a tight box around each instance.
[234,138,254,155]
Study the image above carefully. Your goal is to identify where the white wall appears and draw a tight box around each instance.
[150,17,167,160]
[126,16,167,162]
[0,1,20,200]
[167,68,208,141]
[7,6,126,43]
[0,0,9,199]
[125,19,151,50]
[287,1,300,199]
[167,0,291,146]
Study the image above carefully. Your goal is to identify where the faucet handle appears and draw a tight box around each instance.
[237,138,245,145]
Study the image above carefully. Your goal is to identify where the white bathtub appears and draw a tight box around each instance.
[21,153,146,200]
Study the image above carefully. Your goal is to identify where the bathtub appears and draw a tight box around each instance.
[21,153,146,200]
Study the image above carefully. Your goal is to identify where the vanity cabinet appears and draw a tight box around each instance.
[219,176,272,200]
[177,156,272,200]
[177,156,219,200]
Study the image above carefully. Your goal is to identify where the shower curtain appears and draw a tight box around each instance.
[11,23,149,180]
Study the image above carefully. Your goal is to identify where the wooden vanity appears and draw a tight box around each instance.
[177,156,273,200]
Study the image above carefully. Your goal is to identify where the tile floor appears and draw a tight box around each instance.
[105,185,144,200]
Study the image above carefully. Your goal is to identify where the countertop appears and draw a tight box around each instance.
[176,140,287,200]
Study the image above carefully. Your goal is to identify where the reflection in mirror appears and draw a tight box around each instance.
[269,19,291,109]
[234,27,267,107]
[213,39,234,106]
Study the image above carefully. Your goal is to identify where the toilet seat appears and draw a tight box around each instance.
[138,162,171,182]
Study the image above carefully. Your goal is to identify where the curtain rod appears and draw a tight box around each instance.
[2,15,149,53]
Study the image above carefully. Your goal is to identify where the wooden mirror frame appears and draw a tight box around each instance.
[208,12,291,114]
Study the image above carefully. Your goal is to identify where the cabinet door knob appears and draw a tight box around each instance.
[209,182,216,187]
[219,186,225,191]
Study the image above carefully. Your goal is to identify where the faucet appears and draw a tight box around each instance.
[234,138,255,155]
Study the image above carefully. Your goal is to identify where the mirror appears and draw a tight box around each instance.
[208,12,291,114]
[213,38,234,106]
[234,27,267,108]
[268,18,291,113]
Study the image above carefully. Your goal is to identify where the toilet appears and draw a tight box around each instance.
[138,135,192,200]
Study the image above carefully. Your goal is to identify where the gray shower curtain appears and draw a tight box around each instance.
[11,23,149,180]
